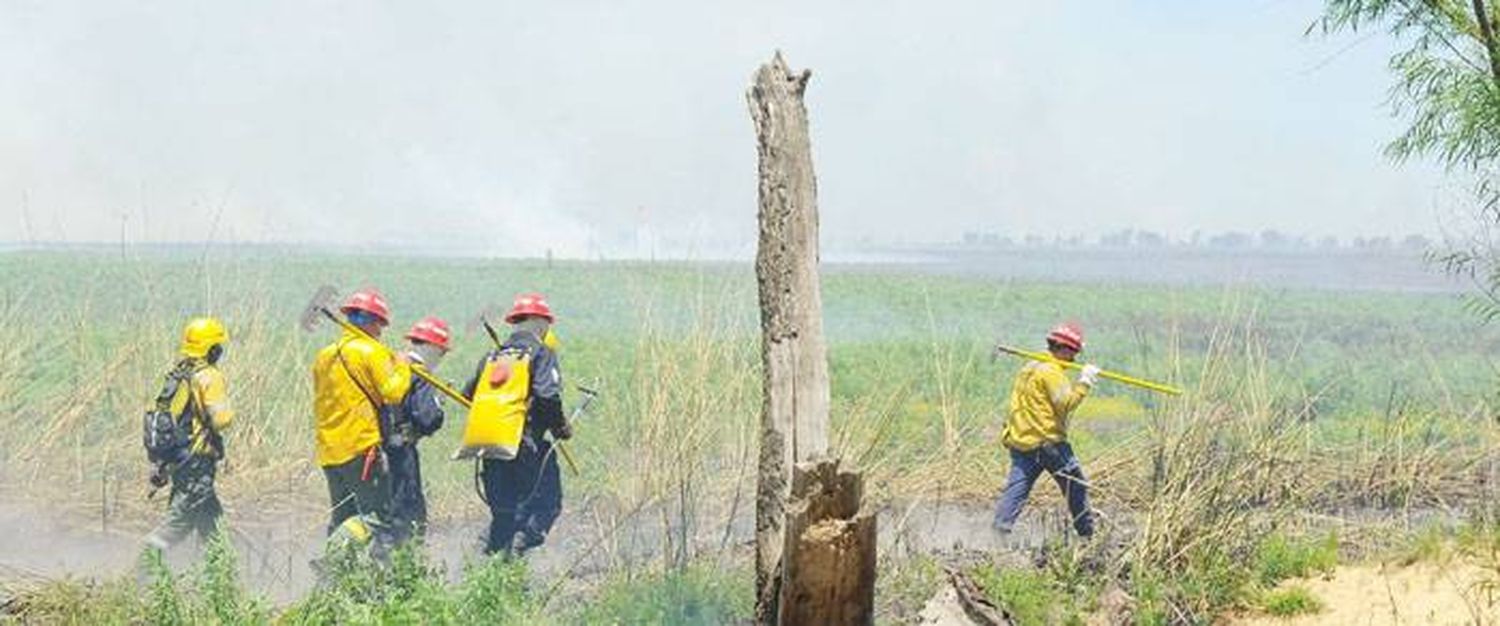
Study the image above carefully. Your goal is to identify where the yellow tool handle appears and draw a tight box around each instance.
[414,361,582,479]
[326,308,582,475]
[995,344,1184,396]
[323,309,473,406]
[556,441,579,475]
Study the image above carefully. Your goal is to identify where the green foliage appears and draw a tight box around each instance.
[143,548,187,626]
[969,563,1089,626]
[1314,0,1500,169]
[134,536,269,626]
[874,555,945,625]
[8,578,145,624]
[454,556,539,624]
[1127,575,1171,626]
[198,532,270,625]
[281,541,468,625]
[572,562,751,626]
[1260,585,1324,616]
[1397,524,1454,565]
[1254,531,1339,586]
[1316,0,1500,320]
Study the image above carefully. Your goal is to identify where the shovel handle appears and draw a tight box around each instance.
[555,441,579,476]
[320,307,473,407]
[994,344,1184,396]
[326,307,585,477]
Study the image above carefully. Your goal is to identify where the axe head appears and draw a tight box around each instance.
[465,303,504,333]
[575,382,601,398]
[299,285,341,333]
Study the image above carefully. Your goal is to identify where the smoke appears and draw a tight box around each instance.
[0,0,1451,255]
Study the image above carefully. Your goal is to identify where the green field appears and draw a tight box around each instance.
[1,249,1494,507]
[2,249,1497,623]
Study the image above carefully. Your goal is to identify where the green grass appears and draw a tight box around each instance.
[573,561,751,625]
[969,562,1091,626]
[1,249,1492,513]
[3,249,1498,624]
[1254,532,1339,587]
[1260,585,1323,617]
[873,554,945,625]
[6,537,752,625]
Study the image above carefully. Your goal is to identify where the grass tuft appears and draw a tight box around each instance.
[1254,531,1339,586]
[1260,585,1323,616]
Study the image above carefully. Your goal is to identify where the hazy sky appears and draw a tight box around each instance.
[0,0,1459,257]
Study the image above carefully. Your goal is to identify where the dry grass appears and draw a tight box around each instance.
[2,252,1497,624]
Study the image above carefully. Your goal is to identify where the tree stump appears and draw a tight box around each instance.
[778,458,877,626]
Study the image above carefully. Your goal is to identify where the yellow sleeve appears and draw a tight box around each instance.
[194,367,234,432]
[1039,364,1089,417]
[352,338,411,405]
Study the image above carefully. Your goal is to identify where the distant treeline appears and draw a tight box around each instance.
[955,229,1434,252]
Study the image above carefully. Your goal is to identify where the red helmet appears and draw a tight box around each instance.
[504,292,554,323]
[341,289,391,324]
[1047,322,1085,352]
[405,316,451,350]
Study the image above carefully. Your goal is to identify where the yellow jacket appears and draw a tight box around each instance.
[167,363,234,457]
[1002,360,1091,451]
[312,331,412,467]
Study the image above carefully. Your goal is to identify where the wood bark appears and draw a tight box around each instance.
[748,51,834,624]
[1473,0,1500,83]
[778,459,876,626]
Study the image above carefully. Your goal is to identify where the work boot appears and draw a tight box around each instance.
[512,530,546,556]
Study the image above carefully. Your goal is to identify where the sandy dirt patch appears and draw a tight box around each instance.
[1235,560,1499,625]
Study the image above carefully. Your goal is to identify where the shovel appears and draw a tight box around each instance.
[994,343,1184,396]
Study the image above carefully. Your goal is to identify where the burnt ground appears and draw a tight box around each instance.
[0,493,1076,606]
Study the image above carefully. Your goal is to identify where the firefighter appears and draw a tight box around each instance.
[311,289,411,535]
[384,316,451,540]
[463,293,572,556]
[144,317,235,552]
[993,322,1101,538]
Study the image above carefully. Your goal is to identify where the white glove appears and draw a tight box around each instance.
[1078,364,1101,387]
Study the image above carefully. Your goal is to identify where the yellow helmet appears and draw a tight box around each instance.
[180,317,228,358]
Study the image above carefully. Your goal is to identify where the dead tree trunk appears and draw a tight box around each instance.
[750,51,872,625]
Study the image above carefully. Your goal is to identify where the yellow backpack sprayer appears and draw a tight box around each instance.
[469,311,582,475]
[993,344,1184,396]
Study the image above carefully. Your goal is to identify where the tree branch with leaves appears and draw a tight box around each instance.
[1317,0,1500,319]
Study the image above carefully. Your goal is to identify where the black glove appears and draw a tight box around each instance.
[553,418,574,441]
[149,465,170,488]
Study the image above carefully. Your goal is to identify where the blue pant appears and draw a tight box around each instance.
[384,443,427,540]
[481,436,564,555]
[514,440,563,551]
[993,442,1093,537]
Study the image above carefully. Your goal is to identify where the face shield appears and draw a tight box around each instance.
[410,340,447,370]
[514,316,551,342]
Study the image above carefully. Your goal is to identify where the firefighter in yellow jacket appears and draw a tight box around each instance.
[312,289,411,535]
[994,323,1101,537]
[144,317,235,551]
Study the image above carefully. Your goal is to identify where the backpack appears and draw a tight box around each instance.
[454,346,533,461]
[142,362,203,466]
